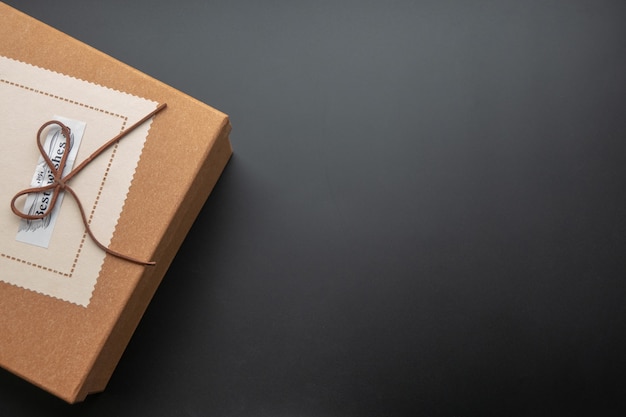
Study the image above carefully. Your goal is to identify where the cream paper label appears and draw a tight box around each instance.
[0,56,157,307]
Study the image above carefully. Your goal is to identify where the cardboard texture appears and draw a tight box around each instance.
[0,3,232,403]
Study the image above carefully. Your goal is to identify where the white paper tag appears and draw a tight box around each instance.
[16,116,86,248]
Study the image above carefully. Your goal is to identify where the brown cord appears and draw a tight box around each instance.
[10,103,167,266]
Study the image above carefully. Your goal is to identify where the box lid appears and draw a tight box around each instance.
[0,2,232,403]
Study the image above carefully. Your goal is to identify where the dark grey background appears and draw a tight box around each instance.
[2,1,626,415]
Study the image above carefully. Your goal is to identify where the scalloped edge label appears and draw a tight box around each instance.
[0,55,157,307]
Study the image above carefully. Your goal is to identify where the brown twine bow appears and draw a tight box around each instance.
[10,103,167,266]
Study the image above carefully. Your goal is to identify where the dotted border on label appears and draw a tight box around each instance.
[0,78,128,277]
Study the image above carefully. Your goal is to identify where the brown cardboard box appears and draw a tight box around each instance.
[0,2,232,403]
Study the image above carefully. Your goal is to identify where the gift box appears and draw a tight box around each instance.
[0,2,232,403]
